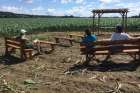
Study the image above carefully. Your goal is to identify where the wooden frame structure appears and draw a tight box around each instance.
[92,8,129,34]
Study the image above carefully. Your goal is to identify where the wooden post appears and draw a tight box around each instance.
[125,12,128,32]
[51,44,55,51]
[27,50,33,59]
[5,37,9,56]
[92,12,96,34]
[69,35,72,38]
[97,13,102,35]
[69,40,73,46]
[21,40,26,60]
[121,13,125,30]
[55,37,59,43]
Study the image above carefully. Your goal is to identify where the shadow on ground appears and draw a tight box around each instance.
[68,60,140,72]
[0,55,24,65]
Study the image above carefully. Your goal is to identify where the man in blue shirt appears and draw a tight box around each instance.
[80,29,96,65]
[81,29,96,49]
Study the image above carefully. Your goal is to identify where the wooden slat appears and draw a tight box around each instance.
[7,44,20,49]
[69,34,84,38]
[123,49,139,52]
[24,49,33,51]
[80,45,140,50]
[92,39,140,45]
[93,49,139,55]
[6,39,21,45]
[92,45,140,51]
[39,40,57,45]
[55,37,74,40]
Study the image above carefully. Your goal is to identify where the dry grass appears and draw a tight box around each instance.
[0,32,140,93]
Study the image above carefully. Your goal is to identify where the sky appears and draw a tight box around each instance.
[0,0,140,17]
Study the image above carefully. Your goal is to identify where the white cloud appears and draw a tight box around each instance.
[32,6,44,11]
[30,6,46,15]
[46,8,65,16]
[0,6,23,13]
[60,0,84,4]
[0,0,139,17]
[66,7,80,15]
[75,0,84,4]
[100,0,120,4]
[47,8,55,13]
[53,11,65,16]
[61,0,71,4]
[22,0,33,3]
[66,5,92,17]
[113,2,140,16]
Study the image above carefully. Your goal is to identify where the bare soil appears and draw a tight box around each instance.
[0,32,140,93]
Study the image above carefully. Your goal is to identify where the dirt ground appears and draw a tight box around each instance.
[0,32,140,93]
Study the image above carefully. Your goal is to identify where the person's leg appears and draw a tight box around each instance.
[33,41,41,54]
[36,42,41,54]
[83,48,94,65]
[104,54,111,61]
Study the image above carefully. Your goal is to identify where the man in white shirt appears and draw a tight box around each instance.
[111,24,133,40]
[104,24,134,61]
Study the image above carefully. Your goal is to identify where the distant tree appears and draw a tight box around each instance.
[131,13,140,18]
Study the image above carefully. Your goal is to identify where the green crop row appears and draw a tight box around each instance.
[0,18,139,37]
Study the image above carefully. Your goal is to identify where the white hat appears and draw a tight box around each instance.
[33,39,39,43]
[21,29,27,34]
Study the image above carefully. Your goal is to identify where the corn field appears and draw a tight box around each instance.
[0,18,140,37]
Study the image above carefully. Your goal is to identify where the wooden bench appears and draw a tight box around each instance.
[69,34,84,39]
[54,37,74,46]
[69,34,84,43]
[37,40,57,52]
[80,39,140,63]
[5,37,33,60]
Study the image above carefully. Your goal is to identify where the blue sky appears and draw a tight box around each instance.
[0,0,140,17]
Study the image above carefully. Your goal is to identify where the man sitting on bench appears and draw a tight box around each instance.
[16,29,41,55]
[80,29,96,65]
[81,29,96,51]
[105,24,134,60]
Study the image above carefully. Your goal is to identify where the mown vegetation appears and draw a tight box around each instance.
[0,18,140,37]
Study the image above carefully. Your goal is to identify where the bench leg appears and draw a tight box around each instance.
[69,40,73,46]
[104,54,111,61]
[55,38,59,43]
[51,45,55,51]
[28,51,32,59]
[69,35,72,38]
[138,53,140,60]
[5,46,10,56]
[21,52,26,61]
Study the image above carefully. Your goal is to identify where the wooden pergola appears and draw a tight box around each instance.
[92,8,129,34]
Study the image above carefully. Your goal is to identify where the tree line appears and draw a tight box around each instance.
[0,11,140,18]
